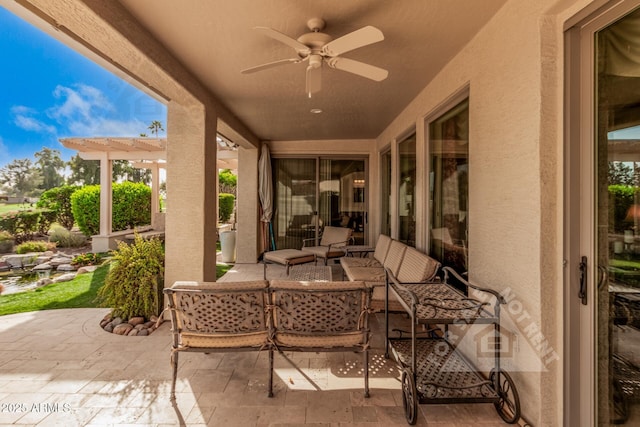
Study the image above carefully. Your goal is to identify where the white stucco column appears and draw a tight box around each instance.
[99,153,112,237]
[236,145,259,263]
[91,152,113,253]
[165,100,218,286]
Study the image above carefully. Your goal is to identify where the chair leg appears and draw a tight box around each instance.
[268,349,274,397]
[364,349,370,398]
[171,350,179,400]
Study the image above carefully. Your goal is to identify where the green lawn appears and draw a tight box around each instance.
[0,262,233,316]
[0,264,109,316]
[0,203,33,215]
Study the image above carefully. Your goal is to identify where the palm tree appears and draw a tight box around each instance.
[148,120,164,137]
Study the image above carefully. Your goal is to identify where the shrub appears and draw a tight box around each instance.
[219,193,235,223]
[37,209,57,235]
[15,240,56,254]
[112,181,151,230]
[48,225,87,248]
[37,185,79,230]
[96,235,164,320]
[71,252,103,267]
[0,231,13,254]
[0,210,52,243]
[71,185,100,236]
[72,183,152,236]
[609,185,637,233]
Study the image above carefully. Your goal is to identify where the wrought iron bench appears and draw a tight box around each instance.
[163,279,372,399]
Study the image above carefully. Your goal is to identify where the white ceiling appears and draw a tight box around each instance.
[118,0,507,142]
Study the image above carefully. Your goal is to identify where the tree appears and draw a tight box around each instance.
[609,161,635,186]
[219,169,237,196]
[67,154,100,185]
[34,147,65,190]
[113,160,151,185]
[148,120,164,137]
[0,159,42,197]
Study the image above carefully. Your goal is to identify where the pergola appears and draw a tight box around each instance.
[60,137,238,252]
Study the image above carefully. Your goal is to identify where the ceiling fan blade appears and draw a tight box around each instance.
[241,58,300,74]
[254,27,311,54]
[321,26,384,57]
[306,64,321,97]
[327,57,388,81]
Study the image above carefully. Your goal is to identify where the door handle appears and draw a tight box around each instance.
[597,265,608,291]
[578,256,588,305]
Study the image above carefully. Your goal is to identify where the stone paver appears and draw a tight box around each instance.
[0,263,512,426]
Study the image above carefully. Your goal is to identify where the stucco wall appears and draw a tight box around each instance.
[374,0,593,424]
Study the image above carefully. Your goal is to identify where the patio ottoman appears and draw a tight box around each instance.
[263,249,316,279]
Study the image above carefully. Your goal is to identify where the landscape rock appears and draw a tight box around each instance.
[32,263,53,271]
[36,278,53,287]
[77,265,98,274]
[113,323,133,335]
[49,256,73,267]
[99,314,158,337]
[52,273,76,283]
[129,316,145,326]
[4,256,24,268]
[56,264,77,272]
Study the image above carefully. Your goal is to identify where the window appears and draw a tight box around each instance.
[398,133,416,246]
[380,150,392,236]
[429,99,469,273]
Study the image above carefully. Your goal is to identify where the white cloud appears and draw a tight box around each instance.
[11,105,57,133]
[14,115,57,133]
[49,84,114,121]
[67,116,148,137]
[11,84,161,140]
[48,84,151,137]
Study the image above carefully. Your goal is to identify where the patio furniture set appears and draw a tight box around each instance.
[163,279,372,399]
[164,228,521,425]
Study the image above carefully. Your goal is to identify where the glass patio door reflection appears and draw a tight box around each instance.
[272,157,367,250]
[591,5,640,425]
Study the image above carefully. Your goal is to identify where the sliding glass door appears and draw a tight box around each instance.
[272,157,367,250]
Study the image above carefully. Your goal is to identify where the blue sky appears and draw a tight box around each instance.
[0,6,167,169]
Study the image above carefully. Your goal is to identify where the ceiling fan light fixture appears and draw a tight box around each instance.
[243,19,388,97]
[310,108,323,114]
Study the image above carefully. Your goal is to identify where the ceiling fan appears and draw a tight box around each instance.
[241,18,388,97]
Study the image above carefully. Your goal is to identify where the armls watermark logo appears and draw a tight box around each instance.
[430,286,560,373]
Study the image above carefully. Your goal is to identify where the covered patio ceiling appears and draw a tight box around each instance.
[114,0,508,141]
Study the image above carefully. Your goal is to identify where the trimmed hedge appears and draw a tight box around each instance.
[37,185,79,230]
[219,193,235,223]
[72,182,152,236]
[609,185,637,233]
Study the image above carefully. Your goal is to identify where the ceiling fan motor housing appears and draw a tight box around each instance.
[296,32,332,51]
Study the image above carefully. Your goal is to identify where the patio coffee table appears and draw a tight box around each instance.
[289,264,332,282]
[263,249,316,279]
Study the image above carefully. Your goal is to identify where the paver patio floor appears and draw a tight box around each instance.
[0,263,512,426]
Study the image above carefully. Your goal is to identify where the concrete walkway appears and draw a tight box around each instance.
[0,263,511,426]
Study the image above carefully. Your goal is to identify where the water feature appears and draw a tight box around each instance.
[0,270,43,295]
